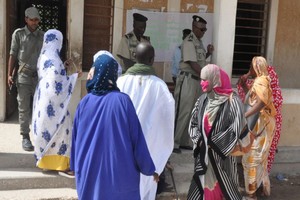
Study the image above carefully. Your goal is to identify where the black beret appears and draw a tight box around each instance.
[182,29,191,35]
[192,15,207,24]
[133,13,148,22]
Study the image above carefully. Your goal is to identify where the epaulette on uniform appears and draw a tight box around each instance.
[125,32,134,39]
[142,36,150,41]
[14,27,25,34]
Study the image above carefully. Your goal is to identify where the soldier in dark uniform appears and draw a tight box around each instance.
[117,13,150,72]
[173,15,214,153]
[7,7,44,151]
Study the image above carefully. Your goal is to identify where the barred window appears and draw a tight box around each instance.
[31,0,67,59]
[232,0,270,76]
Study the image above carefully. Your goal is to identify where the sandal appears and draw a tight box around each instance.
[58,170,75,178]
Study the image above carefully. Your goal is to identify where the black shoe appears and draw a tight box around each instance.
[179,145,193,150]
[22,138,34,151]
[172,148,181,154]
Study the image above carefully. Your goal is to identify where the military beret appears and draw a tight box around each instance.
[182,29,191,35]
[192,15,207,24]
[25,7,41,20]
[133,13,148,22]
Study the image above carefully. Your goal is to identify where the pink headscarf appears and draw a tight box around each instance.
[200,64,233,135]
[201,64,233,96]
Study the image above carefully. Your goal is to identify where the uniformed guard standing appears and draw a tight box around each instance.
[173,15,214,153]
[7,7,44,151]
[117,13,150,73]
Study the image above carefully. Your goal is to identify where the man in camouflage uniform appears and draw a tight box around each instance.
[117,13,150,73]
[7,7,44,151]
[173,15,214,153]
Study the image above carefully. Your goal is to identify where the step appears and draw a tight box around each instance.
[0,168,75,190]
[274,146,300,163]
[0,151,75,191]
[0,188,77,200]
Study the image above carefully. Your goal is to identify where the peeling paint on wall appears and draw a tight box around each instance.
[70,50,83,70]
[181,0,213,13]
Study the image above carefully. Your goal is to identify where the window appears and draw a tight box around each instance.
[232,0,270,76]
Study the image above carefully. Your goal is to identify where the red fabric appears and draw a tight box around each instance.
[204,182,224,200]
[204,115,212,136]
[214,68,233,96]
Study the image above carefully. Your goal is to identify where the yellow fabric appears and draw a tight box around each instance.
[251,76,276,117]
[242,75,276,196]
[37,155,70,171]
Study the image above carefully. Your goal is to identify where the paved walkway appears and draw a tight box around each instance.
[0,113,77,199]
[0,113,190,200]
[1,113,300,200]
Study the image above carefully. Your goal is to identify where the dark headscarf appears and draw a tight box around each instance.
[86,54,120,95]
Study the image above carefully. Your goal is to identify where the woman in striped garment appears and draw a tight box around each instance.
[187,64,252,200]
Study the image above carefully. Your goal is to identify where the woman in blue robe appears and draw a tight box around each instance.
[70,52,158,200]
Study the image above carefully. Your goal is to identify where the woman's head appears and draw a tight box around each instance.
[93,50,122,76]
[200,64,232,95]
[86,51,119,95]
[41,29,63,55]
[251,56,269,77]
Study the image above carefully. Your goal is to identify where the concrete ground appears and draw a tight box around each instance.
[0,113,77,200]
[1,112,300,199]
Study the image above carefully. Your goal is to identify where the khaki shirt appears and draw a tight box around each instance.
[116,31,150,63]
[179,32,206,76]
[10,26,44,69]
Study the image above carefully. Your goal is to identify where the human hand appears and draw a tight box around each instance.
[64,59,74,70]
[8,76,14,88]
[207,44,214,54]
[238,74,247,84]
[153,172,159,183]
[238,73,250,92]
[77,70,83,78]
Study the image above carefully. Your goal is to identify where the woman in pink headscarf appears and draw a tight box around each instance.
[187,64,252,200]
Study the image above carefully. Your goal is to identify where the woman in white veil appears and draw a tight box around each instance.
[32,29,80,175]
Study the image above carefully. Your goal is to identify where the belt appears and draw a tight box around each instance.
[180,71,200,81]
[19,65,37,77]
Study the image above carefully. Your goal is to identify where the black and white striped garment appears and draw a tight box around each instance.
[187,93,244,200]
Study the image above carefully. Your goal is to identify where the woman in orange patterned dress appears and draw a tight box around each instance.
[239,56,277,200]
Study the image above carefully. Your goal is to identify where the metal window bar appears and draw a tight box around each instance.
[232,0,270,76]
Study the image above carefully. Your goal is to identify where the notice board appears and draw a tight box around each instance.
[126,10,213,62]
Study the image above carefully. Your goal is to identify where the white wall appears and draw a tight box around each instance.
[266,0,279,65]
[0,0,6,121]
[213,0,237,78]
[112,0,124,56]
[67,0,85,118]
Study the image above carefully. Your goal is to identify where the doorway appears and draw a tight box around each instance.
[5,0,68,119]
